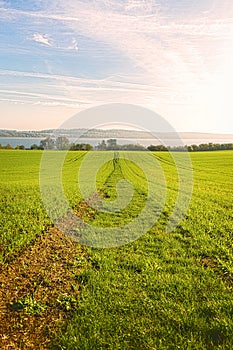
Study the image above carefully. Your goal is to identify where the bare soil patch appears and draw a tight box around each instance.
[0,228,86,349]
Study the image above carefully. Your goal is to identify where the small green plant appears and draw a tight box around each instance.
[57,293,78,311]
[10,294,47,315]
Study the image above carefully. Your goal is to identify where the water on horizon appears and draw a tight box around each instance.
[0,136,233,149]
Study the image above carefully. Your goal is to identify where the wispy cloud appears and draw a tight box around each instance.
[3,1,231,87]
[0,69,165,109]
[32,33,52,46]
[31,33,79,51]
[67,37,78,51]
[0,69,155,92]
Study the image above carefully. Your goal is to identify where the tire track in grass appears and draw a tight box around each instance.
[98,152,125,200]
[66,151,87,164]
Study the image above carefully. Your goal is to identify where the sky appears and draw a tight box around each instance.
[0,0,233,133]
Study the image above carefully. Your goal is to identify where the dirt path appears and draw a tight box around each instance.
[0,228,86,349]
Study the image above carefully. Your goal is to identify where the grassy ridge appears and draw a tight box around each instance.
[0,150,232,349]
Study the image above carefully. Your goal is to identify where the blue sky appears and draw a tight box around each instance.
[0,0,233,133]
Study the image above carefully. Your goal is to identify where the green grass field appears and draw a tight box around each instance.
[0,150,232,349]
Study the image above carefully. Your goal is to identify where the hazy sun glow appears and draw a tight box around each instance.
[0,0,233,133]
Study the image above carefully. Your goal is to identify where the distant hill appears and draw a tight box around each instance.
[0,129,232,145]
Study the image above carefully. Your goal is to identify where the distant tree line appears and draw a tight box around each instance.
[1,138,233,152]
[0,143,25,150]
[147,143,233,152]
[96,139,146,151]
[32,136,93,150]
[186,143,233,152]
[96,140,233,152]
[0,136,93,151]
